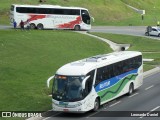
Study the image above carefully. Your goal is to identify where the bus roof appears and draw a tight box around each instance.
[12,4,88,10]
[56,51,142,76]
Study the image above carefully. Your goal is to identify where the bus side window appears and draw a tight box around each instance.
[138,55,142,66]
[127,59,133,72]
[85,70,95,96]
[115,63,119,76]
[104,65,111,79]
[134,55,142,69]
[113,63,119,77]
[118,61,123,75]
[95,68,102,86]
[122,60,127,72]
[109,64,115,78]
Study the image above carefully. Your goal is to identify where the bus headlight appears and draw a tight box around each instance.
[52,102,59,106]
[74,103,82,107]
[66,103,82,108]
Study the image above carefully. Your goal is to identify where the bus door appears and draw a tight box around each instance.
[81,10,90,25]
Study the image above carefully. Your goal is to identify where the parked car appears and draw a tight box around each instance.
[145,26,160,37]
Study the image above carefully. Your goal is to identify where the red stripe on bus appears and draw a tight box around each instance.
[57,16,81,29]
[29,14,46,22]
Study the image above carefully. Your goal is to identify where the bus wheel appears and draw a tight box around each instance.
[93,98,100,111]
[158,34,160,37]
[128,83,134,96]
[37,24,44,30]
[30,23,36,29]
[74,25,80,31]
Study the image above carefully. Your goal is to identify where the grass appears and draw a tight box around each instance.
[143,64,155,72]
[0,28,159,116]
[121,0,160,26]
[0,0,141,25]
[0,29,112,112]
[90,32,160,71]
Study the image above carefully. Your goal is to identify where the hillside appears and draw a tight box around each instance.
[121,0,160,26]
[0,0,137,26]
[0,0,160,26]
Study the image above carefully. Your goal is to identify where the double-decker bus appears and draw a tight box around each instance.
[47,51,143,112]
[10,4,91,30]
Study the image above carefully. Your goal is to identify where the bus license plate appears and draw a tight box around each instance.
[63,109,69,111]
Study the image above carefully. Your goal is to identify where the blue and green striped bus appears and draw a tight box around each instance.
[47,51,143,112]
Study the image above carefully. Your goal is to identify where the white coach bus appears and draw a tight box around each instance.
[10,4,91,30]
[47,51,143,112]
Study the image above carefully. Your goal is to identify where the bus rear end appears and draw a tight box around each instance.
[10,5,15,25]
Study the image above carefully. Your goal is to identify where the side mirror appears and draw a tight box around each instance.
[82,76,90,90]
[47,75,54,88]
[91,17,95,22]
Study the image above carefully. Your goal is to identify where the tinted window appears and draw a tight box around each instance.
[64,9,80,15]
[152,28,157,31]
[16,7,80,15]
[95,55,142,86]
[81,10,90,24]
[84,70,95,97]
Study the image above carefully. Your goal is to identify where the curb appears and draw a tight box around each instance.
[143,67,160,78]
[77,31,130,52]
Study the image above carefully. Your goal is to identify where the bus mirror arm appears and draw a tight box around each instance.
[91,17,94,22]
[82,76,90,90]
[47,75,54,88]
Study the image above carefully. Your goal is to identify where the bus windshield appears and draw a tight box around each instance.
[10,5,14,11]
[52,75,85,102]
[81,10,90,24]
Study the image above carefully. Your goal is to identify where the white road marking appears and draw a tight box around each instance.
[86,111,100,118]
[129,93,139,98]
[87,101,121,118]
[145,85,154,90]
[109,101,121,107]
[43,112,62,120]
[139,106,160,119]
[43,117,51,120]
[150,106,160,112]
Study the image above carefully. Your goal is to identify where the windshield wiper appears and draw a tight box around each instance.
[68,98,82,102]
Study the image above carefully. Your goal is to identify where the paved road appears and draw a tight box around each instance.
[42,71,160,120]
[91,26,145,36]
[0,25,12,29]
[0,25,160,40]
[90,26,160,40]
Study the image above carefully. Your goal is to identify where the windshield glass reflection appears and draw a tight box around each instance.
[52,75,85,102]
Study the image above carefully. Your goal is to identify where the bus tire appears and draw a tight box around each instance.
[30,23,36,29]
[128,83,134,96]
[74,25,80,31]
[158,34,160,37]
[37,23,44,30]
[93,98,100,111]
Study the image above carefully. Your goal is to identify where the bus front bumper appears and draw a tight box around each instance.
[52,101,86,113]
